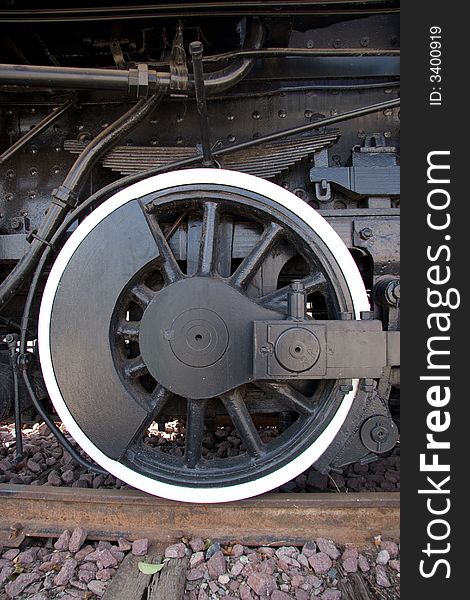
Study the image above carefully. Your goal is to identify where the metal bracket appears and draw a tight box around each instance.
[253,319,399,380]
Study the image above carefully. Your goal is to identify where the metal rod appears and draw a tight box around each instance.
[190,41,213,167]
[6,334,24,462]
[0,99,74,166]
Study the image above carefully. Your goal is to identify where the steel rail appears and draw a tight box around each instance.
[0,485,399,548]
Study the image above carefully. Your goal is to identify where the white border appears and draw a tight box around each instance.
[38,169,369,503]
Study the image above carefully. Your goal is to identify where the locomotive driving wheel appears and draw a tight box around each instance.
[38,169,369,502]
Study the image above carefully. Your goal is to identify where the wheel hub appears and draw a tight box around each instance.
[139,277,279,398]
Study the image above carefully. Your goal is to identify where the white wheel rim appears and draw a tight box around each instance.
[38,168,370,503]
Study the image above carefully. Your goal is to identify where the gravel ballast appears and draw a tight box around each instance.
[0,534,399,599]
[0,423,400,494]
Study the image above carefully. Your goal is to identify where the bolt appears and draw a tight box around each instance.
[333,39,342,48]
[227,113,235,121]
[10,217,22,230]
[278,109,287,118]
[306,39,314,49]
[252,111,261,120]
[360,36,370,47]
[360,227,373,240]
[304,109,313,119]
[227,134,236,143]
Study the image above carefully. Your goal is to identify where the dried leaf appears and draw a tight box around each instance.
[374,535,382,547]
[203,539,212,551]
[138,561,164,575]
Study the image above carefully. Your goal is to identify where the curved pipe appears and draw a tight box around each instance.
[0,94,162,310]
[0,19,264,96]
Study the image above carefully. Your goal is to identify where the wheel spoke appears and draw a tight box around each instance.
[255,382,315,416]
[124,355,148,379]
[116,320,140,341]
[261,271,327,310]
[230,222,283,290]
[184,399,207,468]
[145,215,183,284]
[130,283,154,308]
[221,389,265,457]
[198,201,220,275]
[150,384,173,419]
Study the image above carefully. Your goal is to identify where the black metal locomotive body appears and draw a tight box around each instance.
[0,1,400,502]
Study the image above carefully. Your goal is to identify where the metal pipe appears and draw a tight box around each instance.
[190,41,213,167]
[0,99,74,166]
[0,21,264,96]
[0,64,129,92]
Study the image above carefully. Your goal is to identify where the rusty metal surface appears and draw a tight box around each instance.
[0,484,399,548]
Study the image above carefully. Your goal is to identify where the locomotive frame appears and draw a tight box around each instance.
[0,0,400,502]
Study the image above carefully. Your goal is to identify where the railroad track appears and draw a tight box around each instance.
[0,485,399,549]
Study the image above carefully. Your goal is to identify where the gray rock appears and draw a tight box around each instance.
[295,590,310,600]
[296,553,309,568]
[309,552,333,574]
[205,542,221,560]
[68,527,87,553]
[301,541,316,558]
[342,557,358,573]
[239,583,253,600]
[207,550,226,577]
[316,538,340,560]
[375,564,391,588]
[47,470,62,486]
[218,574,230,585]
[247,572,277,596]
[189,537,204,553]
[186,567,204,581]
[275,546,298,558]
[109,547,125,562]
[2,548,19,560]
[96,568,115,581]
[230,561,244,577]
[358,554,370,572]
[190,551,205,569]
[376,550,390,565]
[272,591,294,600]
[321,589,342,600]
[74,545,95,561]
[99,548,118,568]
[380,541,399,559]
[54,558,78,586]
[389,559,400,572]
[17,547,38,565]
[307,469,329,490]
[131,538,149,556]
[54,529,71,551]
[302,574,322,591]
[70,578,88,590]
[4,572,41,598]
[117,537,132,552]
[0,565,14,587]
[78,567,96,583]
[88,579,108,596]
[27,459,42,473]
[28,594,50,600]
[231,544,244,558]
[165,542,187,559]
[61,469,75,484]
